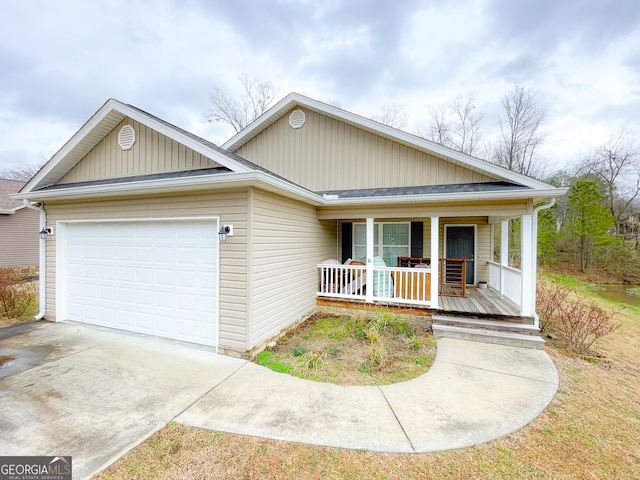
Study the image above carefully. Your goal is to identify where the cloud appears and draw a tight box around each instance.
[0,0,638,174]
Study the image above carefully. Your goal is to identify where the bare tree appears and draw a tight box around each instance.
[0,159,45,182]
[492,85,546,177]
[421,94,483,155]
[205,74,279,133]
[372,103,409,130]
[579,128,640,234]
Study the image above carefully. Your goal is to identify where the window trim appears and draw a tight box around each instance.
[352,221,411,266]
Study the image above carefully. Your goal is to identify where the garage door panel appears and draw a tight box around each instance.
[100,285,115,301]
[134,245,153,263]
[64,220,218,347]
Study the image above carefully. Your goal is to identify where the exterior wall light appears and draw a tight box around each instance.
[39,227,52,240]
[218,225,232,243]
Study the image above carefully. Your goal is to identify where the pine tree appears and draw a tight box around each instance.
[567,180,615,271]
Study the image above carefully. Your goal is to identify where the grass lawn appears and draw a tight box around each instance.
[93,280,640,479]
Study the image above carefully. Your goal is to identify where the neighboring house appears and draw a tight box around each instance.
[15,94,566,358]
[619,213,639,239]
[0,178,39,268]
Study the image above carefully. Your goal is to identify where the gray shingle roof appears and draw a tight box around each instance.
[318,182,529,198]
[0,178,26,210]
[36,167,232,191]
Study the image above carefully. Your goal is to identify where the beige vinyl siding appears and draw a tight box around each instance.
[0,209,39,267]
[42,190,248,352]
[58,118,222,184]
[234,108,495,192]
[249,189,336,347]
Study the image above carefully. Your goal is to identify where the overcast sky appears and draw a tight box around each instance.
[1,0,638,177]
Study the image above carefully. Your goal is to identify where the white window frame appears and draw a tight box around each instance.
[352,221,411,266]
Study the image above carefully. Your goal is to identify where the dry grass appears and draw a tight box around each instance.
[255,311,437,386]
[94,301,640,479]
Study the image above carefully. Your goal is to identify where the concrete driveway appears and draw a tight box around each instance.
[0,321,558,480]
[0,322,246,479]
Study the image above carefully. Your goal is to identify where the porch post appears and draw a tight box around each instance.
[430,216,439,309]
[365,217,374,303]
[520,214,534,316]
[500,219,509,295]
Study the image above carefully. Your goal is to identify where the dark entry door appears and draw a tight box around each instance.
[445,226,475,284]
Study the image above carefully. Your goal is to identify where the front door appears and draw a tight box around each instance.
[445,225,476,285]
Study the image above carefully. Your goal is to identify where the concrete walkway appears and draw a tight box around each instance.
[0,322,558,479]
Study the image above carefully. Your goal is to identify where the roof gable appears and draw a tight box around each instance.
[57,116,226,185]
[223,93,556,191]
[229,105,496,192]
[21,99,255,194]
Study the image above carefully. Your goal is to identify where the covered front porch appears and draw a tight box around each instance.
[317,214,537,321]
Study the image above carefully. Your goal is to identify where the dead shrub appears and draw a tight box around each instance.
[537,280,619,355]
[552,301,620,355]
[0,268,38,320]
[536,280,570,335]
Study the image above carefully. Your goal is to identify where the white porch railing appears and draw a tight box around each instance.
[318,264,432,307]
[488,262,501,290]
[488,261,522,308]
[318,263,367,300]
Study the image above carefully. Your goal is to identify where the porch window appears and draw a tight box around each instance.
[353,222,410,266]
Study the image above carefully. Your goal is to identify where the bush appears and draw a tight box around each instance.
[0,268,38,321]
[537,280,620,355]
[536,280,569,335]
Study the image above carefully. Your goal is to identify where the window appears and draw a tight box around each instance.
[353,222,410,267]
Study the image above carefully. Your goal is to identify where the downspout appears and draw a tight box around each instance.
[531,198,556,329]
[23,199,46,320]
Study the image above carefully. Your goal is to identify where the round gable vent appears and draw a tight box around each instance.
[289,109,306,129]
[118,125,136,150]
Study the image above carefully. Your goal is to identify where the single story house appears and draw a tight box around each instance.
[15,93,567,358]
[0,178,39,268]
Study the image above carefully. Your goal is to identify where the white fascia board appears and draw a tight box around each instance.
[223,93,554,191]
[22,99,123,193]
[320,187,568,206]
[14,171,325,206]
[0,209,16,214]
[15,165,567,209]
[22,99,252,195]
[222,93,300,151]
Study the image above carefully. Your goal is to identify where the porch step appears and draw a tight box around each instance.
[431,315,545,350]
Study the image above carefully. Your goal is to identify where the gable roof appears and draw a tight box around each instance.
[20,99,259,194]
[17,99,324,204]
[223,92,555,191]
[14,95,566,207]
[0,178,27,213]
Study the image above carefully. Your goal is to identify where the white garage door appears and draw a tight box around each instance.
[63,220,218,347]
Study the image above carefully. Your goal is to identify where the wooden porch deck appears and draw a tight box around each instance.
[318,286,526,322]
[439,287,521,317]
